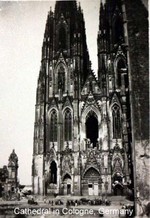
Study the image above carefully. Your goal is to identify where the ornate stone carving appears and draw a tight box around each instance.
[83,149,101,175]
[60,145,74,174]
[62,155,73,173]
[62,96,72,109]
[46,146,56,163]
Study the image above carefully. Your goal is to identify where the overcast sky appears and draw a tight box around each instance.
[0,0,100,185]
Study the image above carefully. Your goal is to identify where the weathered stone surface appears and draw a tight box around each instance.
[125,0,149,140]
[135,140,150,200]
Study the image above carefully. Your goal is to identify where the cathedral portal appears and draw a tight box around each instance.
[83,167,100,196]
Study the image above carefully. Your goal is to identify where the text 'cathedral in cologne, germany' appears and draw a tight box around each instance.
[32,0,148,197]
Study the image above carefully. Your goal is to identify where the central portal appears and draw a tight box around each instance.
[82,167,100,196]
[86,112,98,147]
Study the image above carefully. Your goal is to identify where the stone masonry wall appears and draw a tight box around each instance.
[125,0,149,140]
[125,0,149,200]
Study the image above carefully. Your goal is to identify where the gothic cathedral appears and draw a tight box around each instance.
[32,0,134,196]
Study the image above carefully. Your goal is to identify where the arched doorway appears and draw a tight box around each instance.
[86,112,98,147]
[50,161,57,184]
[83,167,100,196]
[63,173,71,195]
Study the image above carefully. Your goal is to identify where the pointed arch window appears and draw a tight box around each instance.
[112,104,121,138]
[64,109,72,141]
[86,111,98,147]
[50,161,57,184]
[50,110,57,142]
[58,26,67,50]
[112,13,124,44]
[58,65,65,91]
[116,58,126,88]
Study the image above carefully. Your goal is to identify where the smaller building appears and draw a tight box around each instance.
[0,149,19,198]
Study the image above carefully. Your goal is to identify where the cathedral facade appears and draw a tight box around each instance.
[32,0,135,196]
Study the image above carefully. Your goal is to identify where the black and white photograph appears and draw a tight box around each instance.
[0,0,149,217]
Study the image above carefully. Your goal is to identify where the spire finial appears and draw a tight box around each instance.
[49,6,53,17]
[78,2,81,9]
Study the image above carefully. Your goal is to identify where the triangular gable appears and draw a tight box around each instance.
[54,52,67,69]
[109,92,122,108]
[48,97,58,110]
[115,45,126,59]
[83,150,101,176]
[81,91,101,115]
[62,95,73,109]
[81,72,101,95]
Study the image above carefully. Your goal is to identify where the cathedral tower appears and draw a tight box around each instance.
[32,0,90,195]
[7,149,19,192]
[32,0,134,197]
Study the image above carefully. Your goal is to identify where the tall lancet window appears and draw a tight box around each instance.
[112,12,124,44]
[112,104,121,138]
[116,58,126,88]
[64,109,72,141]
[58,65,65,92]
[50,110,57,142]
[58,26,66,50]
